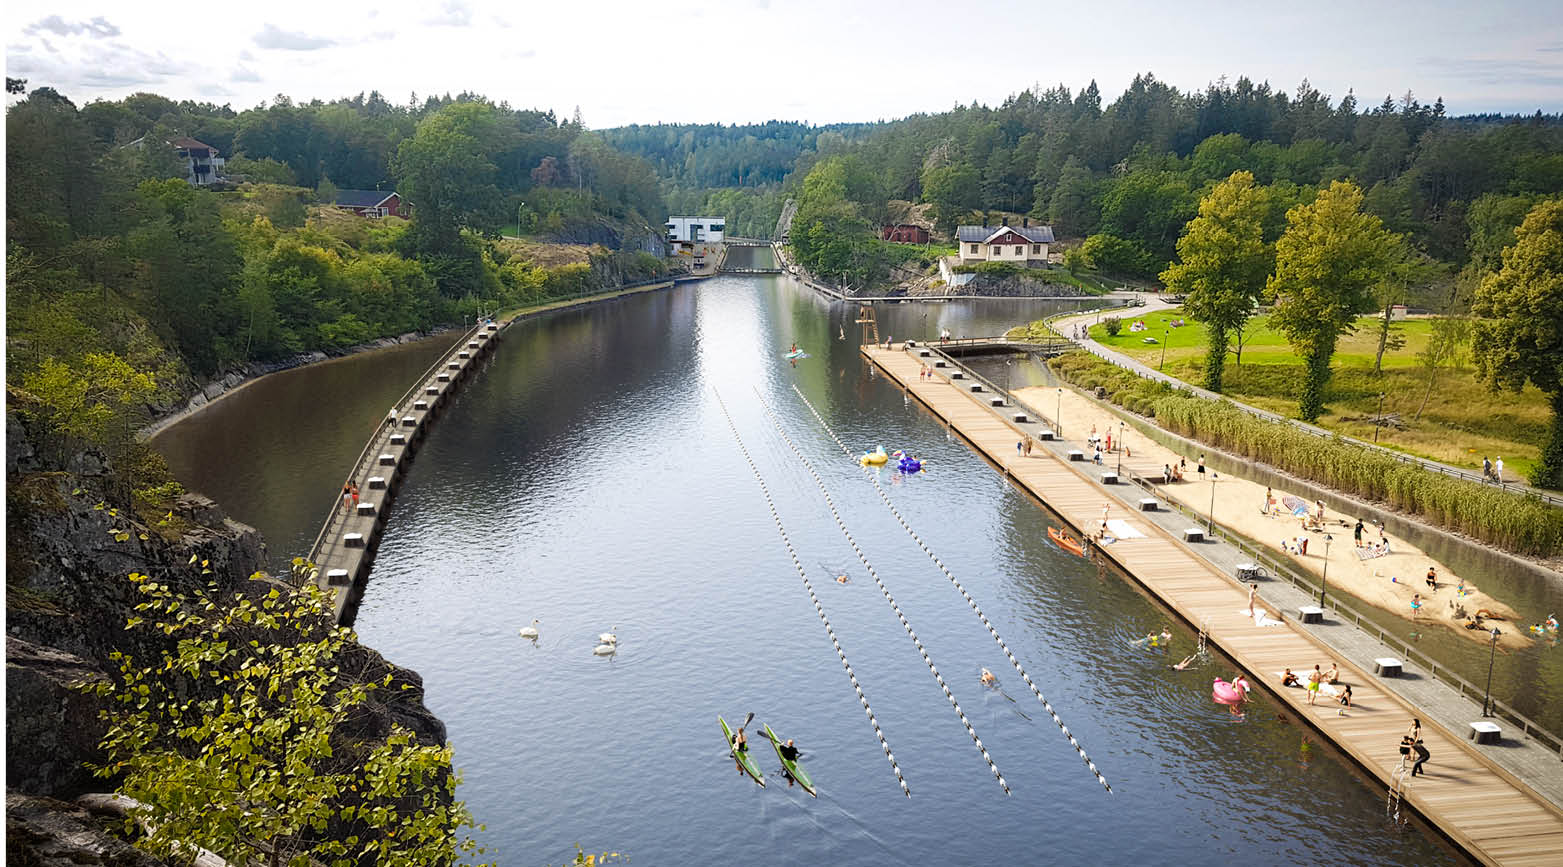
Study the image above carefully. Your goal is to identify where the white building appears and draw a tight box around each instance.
[124,135,227,186]
[956,224,1054,264]
[666,216,725,244]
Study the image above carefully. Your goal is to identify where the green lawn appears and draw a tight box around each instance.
[1078,309,1553,484]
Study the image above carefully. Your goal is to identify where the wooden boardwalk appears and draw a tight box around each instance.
[864,344,1563,866]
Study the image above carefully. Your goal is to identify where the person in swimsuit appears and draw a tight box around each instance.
[1337,684,1353,708]
[980,668,997,686]
[1172,655,1196,670]
[1411,593,1422,615]
[1426,567,1437,591]
[1307,664,1322,704]
[1281,668,1300,687]
[1323,662,1339,684]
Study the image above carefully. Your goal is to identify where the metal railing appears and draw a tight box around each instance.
[911,340,1563,758]
[1039,308,1563,508]
[303,320,489,574]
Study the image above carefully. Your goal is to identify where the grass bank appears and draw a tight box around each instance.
[1070,309,1550,481]
[1049,350,1563,557]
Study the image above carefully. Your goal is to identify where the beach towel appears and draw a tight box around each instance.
[1239,610,1284,627]
[1106,519,1145,539]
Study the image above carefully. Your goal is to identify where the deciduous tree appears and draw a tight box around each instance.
[1266,180,1398,421]
[87,570,489,867]
[1471,199,1563,486]
[1160,171,1273,391]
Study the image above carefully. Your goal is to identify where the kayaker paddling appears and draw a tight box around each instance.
[732,726,748,772]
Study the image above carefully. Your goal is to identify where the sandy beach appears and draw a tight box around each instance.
[1014,384,1535,649]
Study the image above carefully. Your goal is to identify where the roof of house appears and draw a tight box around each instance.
[167,136,216,152]
[956,224,1055,244]
[334,189,399,208]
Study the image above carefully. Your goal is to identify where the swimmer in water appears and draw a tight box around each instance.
[980,668,997,686]
[1172,655,1196,670]
[836,574,850,584]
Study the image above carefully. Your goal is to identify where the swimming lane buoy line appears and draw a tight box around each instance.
[789,383,1114,794]
[754,389,1010,795]
[712,388,910,798]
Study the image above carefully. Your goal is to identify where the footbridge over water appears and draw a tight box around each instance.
[719,240,783,274]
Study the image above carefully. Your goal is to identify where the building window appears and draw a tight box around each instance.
[1031,245,1041,255]
[710,225,724,233]
[969,244,979,253]
[1015,246,1023,255]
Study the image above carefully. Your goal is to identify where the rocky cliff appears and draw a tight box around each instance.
[5,413,448,861]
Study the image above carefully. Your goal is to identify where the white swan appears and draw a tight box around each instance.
[598,626,618,645]
[518,619,540,640]
[592,642,617,656]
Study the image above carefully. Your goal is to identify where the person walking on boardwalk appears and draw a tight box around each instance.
[341,483,353,513]
[1247,582,1259,619]
[1024,438,1033,457]
[1017,440,1024,457]
[1483,456,1493,482]
[1306,664,1322,705]
[349,483,360,510]
[1495,456,1505,482]
[1197,455,1206,477]
[1354,518,1364,547]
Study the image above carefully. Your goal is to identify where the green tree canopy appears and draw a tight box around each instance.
[1266,180,1399,421]
[1471,198,1563,486]
[1160,171,1273,391]
[88,570,488,867]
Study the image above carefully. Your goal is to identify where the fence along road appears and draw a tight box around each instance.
[1047,298,1563,508]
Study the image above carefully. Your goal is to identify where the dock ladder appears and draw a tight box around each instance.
[855,303,879,347]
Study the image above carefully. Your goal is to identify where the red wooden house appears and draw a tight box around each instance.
[881,223,931,244]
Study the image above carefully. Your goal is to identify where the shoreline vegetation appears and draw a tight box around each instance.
[1039,349,1563,560]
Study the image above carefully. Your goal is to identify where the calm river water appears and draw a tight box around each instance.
[155,276,1463,865]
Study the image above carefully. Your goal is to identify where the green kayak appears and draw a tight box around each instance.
[720,716,765,788]
[763,724,816,797]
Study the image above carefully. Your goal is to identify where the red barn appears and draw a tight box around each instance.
[334,189,407,218]
[881,224,930,244]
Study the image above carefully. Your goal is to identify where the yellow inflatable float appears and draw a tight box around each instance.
[860,446,889,466]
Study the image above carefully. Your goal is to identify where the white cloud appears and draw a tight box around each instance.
[253,24,333,51]
[23,15,120,39]
[423,1,473,27]
[232,65,261,83]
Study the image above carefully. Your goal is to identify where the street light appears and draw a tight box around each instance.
[1207,472,1219,533]
[1482,627,1502,717]
[1374,391,1385,443]
[1318,533,1334,608]
[1116,421,1125,475]
[1160,329,1170,370]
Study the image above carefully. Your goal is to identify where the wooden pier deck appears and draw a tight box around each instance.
[863,344,1563,866]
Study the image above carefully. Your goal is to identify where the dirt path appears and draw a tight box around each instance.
[1014,384,1533,649]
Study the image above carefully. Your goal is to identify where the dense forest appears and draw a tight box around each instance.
[611,74,1561,289]
[6,83,669,455]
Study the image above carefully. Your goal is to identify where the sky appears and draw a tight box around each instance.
[5,0,1562,126]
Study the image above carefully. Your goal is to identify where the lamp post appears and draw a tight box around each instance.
[1482,627,1501,716]
[1374,391,1385,443]
[1160,329,1170,370]
[1207,472,1218,533]
[1318,533,1334,608]
[1056,387,1063,438]
[1116,420,1125,475]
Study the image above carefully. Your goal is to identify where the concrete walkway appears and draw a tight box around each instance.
[868,342,1563,865]
[1049,299,1563,507]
